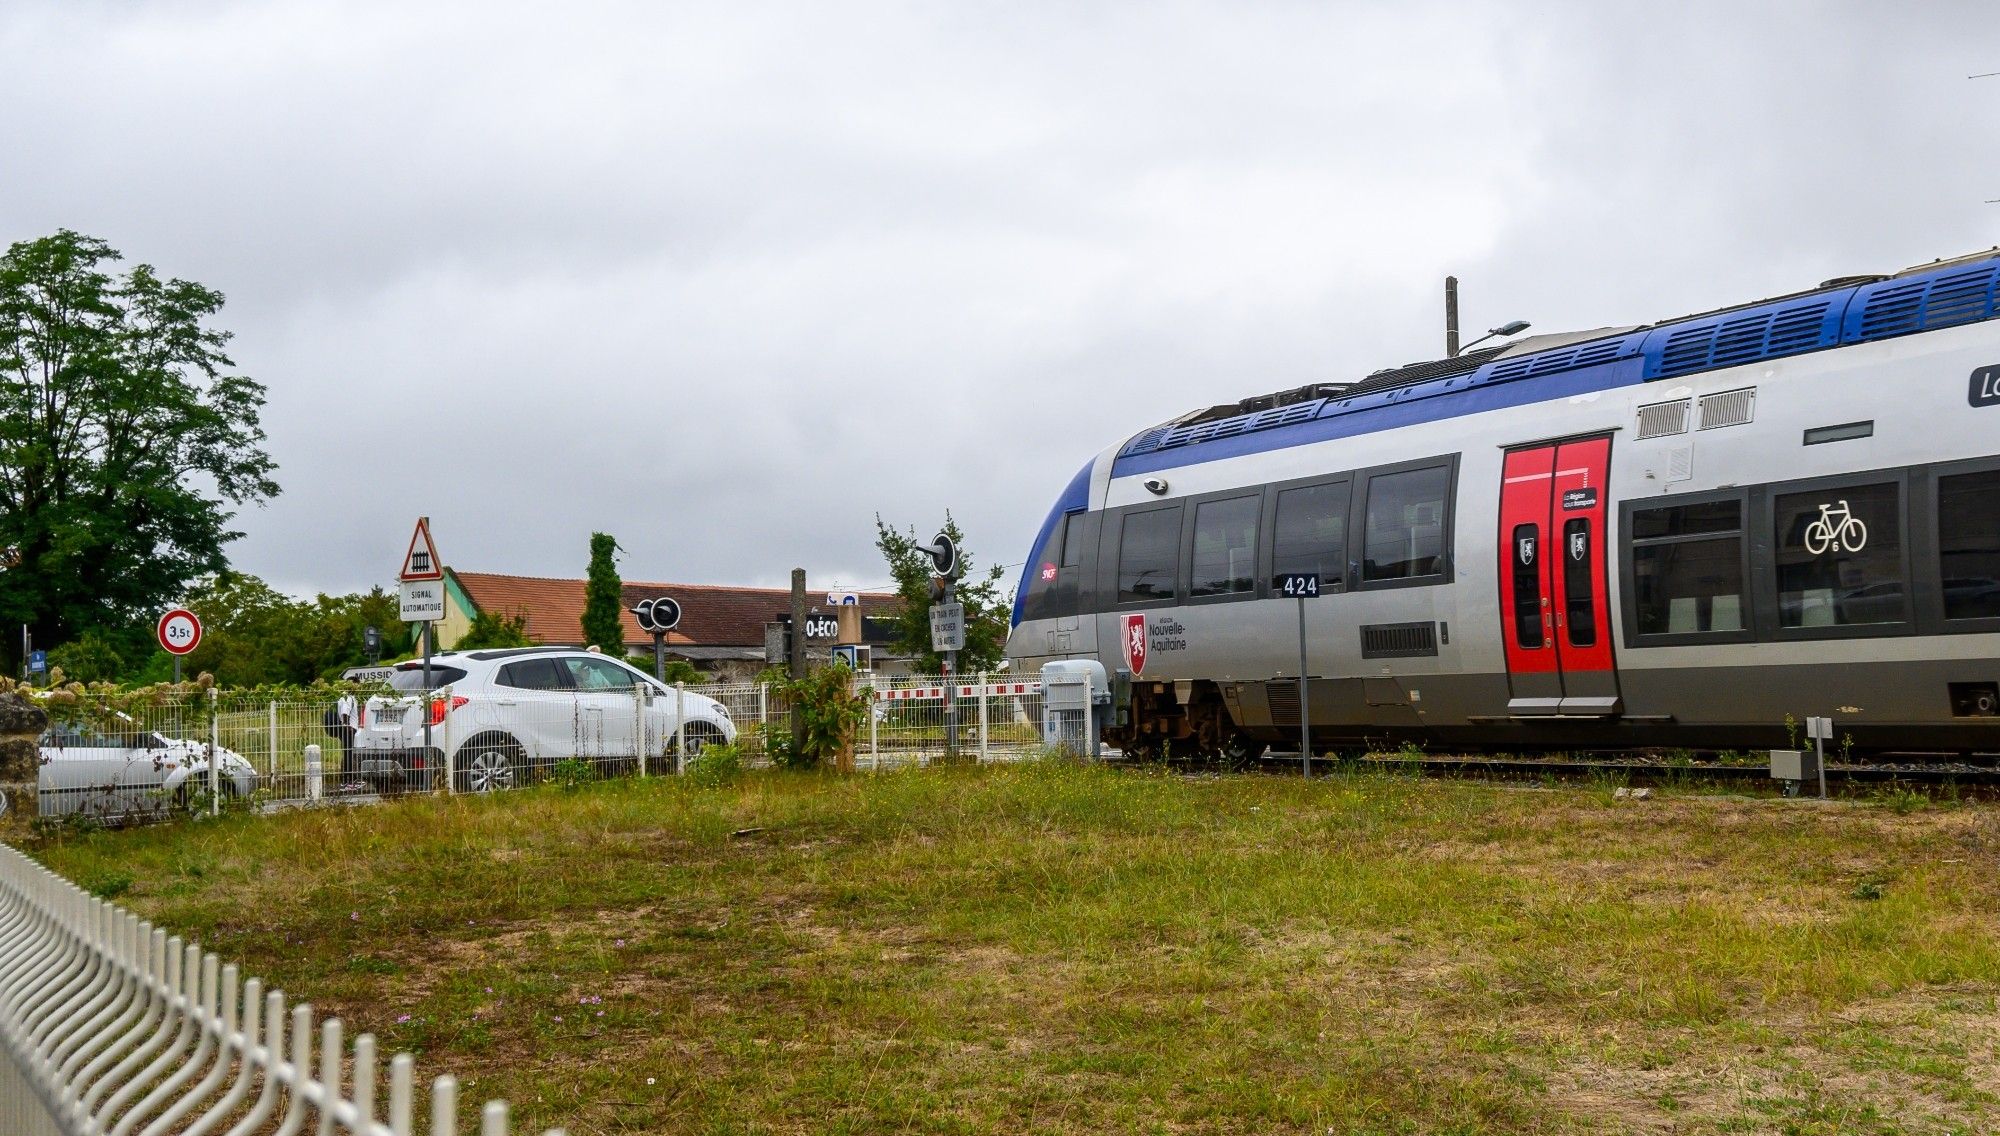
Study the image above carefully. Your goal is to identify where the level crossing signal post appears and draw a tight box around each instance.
[631,596,683,680]
[398,517,446,786]
[921,532,964,760]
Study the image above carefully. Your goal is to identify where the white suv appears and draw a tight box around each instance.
[352,647,736,792]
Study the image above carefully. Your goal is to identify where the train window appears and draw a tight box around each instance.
[1562,519,1596,647]
[1629,500,1746,635]
[1773,481,1904,628]
[1362,466,1450,582]
[1117,506,1182,604]
[1272,481,1348,589]
[1511,523,1543,648]
[1021,513,1083,621]
[1190,496,1259,597]
[1061,512,1084,568]
[1939,469,2000,621]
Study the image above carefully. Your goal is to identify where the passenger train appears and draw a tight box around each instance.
[1005,249,2000,755]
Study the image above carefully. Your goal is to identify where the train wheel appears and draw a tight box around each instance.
[1220,733,1266,770]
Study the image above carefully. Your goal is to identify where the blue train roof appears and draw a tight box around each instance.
[1110,251,2000,478]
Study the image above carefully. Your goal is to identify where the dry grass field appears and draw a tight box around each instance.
[24,762,2000,1135]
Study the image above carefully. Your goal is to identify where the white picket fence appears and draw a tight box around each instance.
[0,843,560,1136]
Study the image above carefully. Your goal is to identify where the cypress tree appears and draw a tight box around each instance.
[580,533,625,653]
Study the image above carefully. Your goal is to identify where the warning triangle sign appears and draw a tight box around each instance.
[400,517,444,581]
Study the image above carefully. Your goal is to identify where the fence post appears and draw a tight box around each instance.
[637,687,648,778]
[757,682,768,730]
[978,672,990,764]
[306,744,324,802]
[675,682,687,775]
[267,701,279,787]
[869,691,879,770]
[209,688,221,815]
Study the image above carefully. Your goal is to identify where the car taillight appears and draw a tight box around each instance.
[429,695,469,726]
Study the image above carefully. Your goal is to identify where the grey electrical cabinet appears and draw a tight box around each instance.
[1041,660,1110,759]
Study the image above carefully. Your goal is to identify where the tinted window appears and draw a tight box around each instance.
[1631,500,1745,635]
[1190,496,1259,597]
[565,657,643,690]
[1630,500,1740,540]
[1117,507,1181,604]
[1022,513,1087,622]
[1272,482,1347,588]
[1562,519,1595,647]
[1940,469,2000,620]
[388,665,469,690]
[1511,523,1543,648]
[496,658,568,690]
[1362,466,1450,582]
[1773,482,1904,628]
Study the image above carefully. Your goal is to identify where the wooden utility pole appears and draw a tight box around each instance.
[789,568,807,744]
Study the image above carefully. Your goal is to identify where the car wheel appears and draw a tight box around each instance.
[678,723,724,761]
[458,742,523,793]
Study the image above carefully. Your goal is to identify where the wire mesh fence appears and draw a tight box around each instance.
[23,671,1051,823]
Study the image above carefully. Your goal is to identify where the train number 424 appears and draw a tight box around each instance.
[1274,573,1321,597]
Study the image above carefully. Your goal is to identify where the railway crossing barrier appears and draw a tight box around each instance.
[0,843,562,1136]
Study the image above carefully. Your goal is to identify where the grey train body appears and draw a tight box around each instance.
[1007,255,2000,754]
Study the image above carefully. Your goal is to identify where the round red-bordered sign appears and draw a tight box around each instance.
[157,608,202,656]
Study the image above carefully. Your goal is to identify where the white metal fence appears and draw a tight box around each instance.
[27,673,1048,823]
[0,842,560,1136]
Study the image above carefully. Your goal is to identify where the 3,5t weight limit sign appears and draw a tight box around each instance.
[157,608,203,655]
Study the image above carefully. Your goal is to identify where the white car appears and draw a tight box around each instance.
[351,647,737,792]
[37,722,260,822]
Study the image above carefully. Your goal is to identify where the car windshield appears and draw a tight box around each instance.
[385,666,468,691]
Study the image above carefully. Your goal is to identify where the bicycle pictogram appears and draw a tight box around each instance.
[1803,499,1867,555]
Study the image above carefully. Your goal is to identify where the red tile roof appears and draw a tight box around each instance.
[448,571,900,650]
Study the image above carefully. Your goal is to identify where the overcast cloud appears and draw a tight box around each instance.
[4,1,1996,600]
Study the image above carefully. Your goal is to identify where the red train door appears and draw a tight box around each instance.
[1497,436,1620,716]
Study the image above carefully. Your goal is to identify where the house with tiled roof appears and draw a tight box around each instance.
[434,570,905,682]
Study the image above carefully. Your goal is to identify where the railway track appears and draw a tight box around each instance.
[1242,750,2000,793]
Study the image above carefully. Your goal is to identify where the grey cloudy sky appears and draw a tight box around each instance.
[4,1,1996,600]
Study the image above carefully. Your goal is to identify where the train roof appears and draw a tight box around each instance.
[1112,248,2000,477]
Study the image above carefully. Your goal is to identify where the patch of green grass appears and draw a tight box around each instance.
[20,763,2000,1134]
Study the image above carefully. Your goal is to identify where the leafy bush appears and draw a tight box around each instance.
[550,757,596,791]
[772,664,873,771]
[687,742,744,787]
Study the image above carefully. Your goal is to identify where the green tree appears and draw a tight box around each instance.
[166,575,411,686]
[873,512,1010,673]
[580,532,625,653]
[0,230,278,673]
[454,610,533,650]
[45,628,128,684]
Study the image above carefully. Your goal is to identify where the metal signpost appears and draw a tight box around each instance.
[1274,573,1320,776]
[920,532,962,757]
[1807,715,1833,799]
[156,606,203,683]
[398,517,446,772]
[632,596,683,680]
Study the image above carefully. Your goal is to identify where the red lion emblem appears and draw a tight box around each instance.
[1123,613,1147,675]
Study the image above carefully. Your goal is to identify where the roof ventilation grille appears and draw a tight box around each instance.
[1151,398,1326,453]
[1853,264,1999,341]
